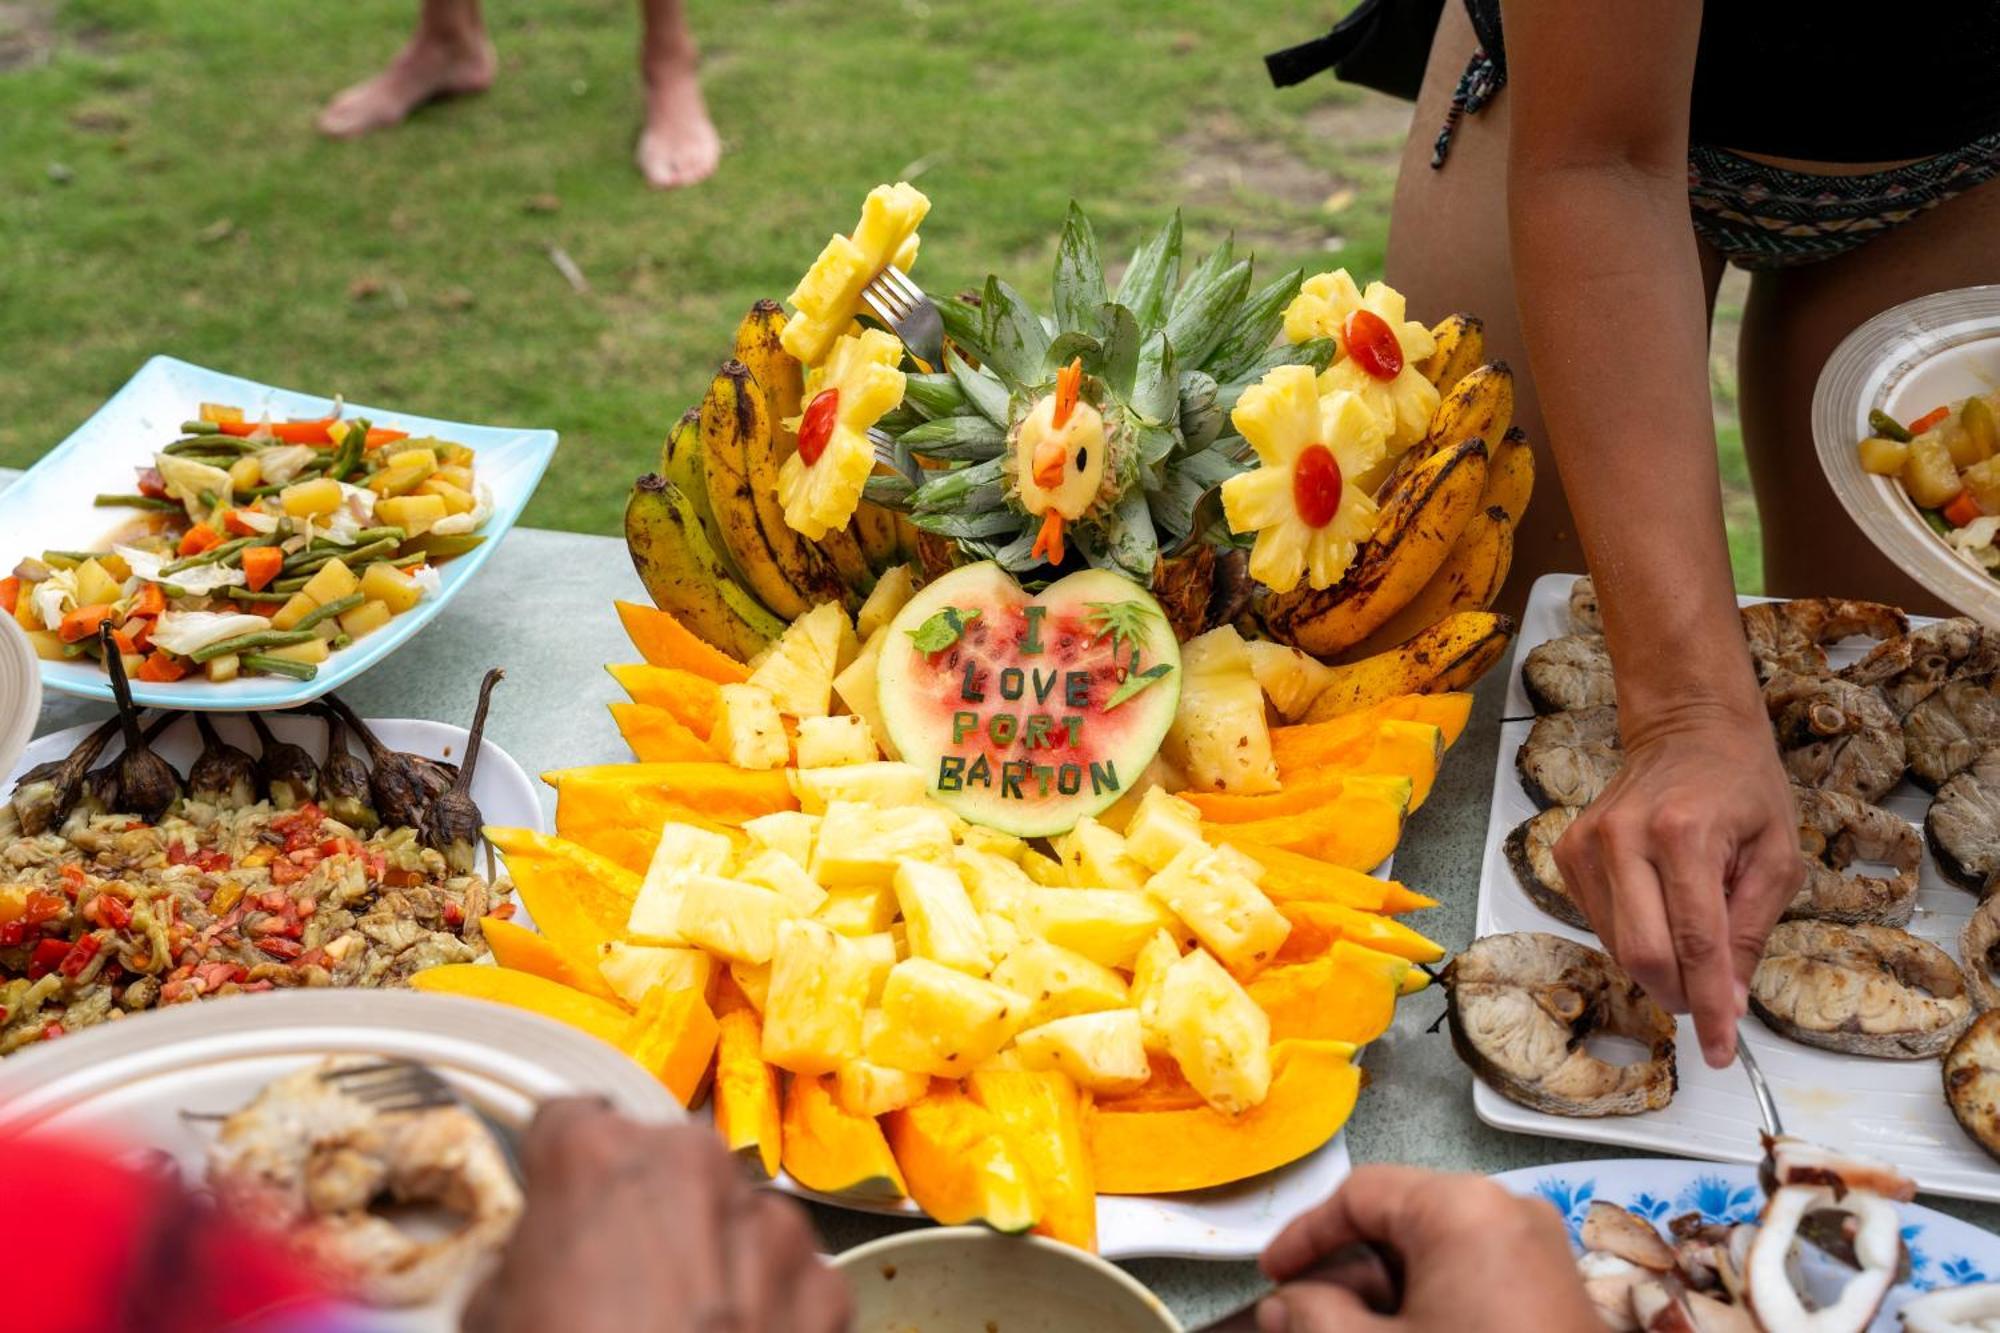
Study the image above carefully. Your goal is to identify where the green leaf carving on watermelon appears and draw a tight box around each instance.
[907,606,981,654]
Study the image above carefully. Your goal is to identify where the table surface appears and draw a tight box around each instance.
[21,514,2000,1324]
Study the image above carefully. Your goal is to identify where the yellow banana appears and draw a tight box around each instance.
[1263,437,1491,656]
[1482,427,1535,526]
[659,405,752,586]
[1422,362,1513,457]
[1303,612,1517,721]
[1339,505,1514,660]
[699,361,849,620]
[733,302,874,599]
[1417,314,1485,395]
[625,473,787,661]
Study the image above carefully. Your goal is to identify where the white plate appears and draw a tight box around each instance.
[1498,1157,2000,1324]
[0,988,684,1332]
[0,618,38,779]
[2,356,557,711]
[1474,573,2000,1204]
[1814,284,2000,623]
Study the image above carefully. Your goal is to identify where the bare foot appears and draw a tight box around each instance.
[317,32,497,139]
[635,56,721,189]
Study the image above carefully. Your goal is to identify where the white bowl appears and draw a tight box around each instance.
[0,618,38,779]
[832,1228,1183,1333]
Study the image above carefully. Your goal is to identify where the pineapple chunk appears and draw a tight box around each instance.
[835,1059,932,1117]
[1123,786,1208,873]
[762,919,872,1075]
[1129,930,1182,1053]
[713,684,789,771]
[735,848,828,915]
[741,811,820,867]
[782,182,929,367]
[1144,844,1291,974]
[790,760,928,814]
[731,962,771,1012]
[597,943,715,1008]
[795,714,878,768]
[1165,627,1279,794]
[810,801,952,887]
[1020,850,1069,887]
[778,331,908,540]
[856,564,917,641]
[865,960,1030,1077]
[1058,817,1148,891]
[747,601,848,718]
[815,886,899,935]
[855,931,898,1001]
[981,911,1021,959]
[989,938,1129,1029]
[1011,1010,1150,1095]
[1155,950,1272,1114]
[959,824,1027,863]
[893,862,991,975]
[954,847,1032,917]
[832,628,898,761]
[674,874,799,965]
[1015,888,1177,970]
[626,823,736,944]
[1245,639,1337,723]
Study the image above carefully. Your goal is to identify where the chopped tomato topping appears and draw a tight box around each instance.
[1342,309,1404,381]
[54,869,87,901]
[0,923,23,947]
[443,901,465,928]
[487,902,518,921]
[269,856,312,886]
[256,937,304,961]
[27,939,71,980]
[90,895,132,930]
[56,935,101,979]
[796,389,839,466]
[1910,406,1952,435]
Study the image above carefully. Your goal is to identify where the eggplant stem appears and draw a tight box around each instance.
[454,669,504,794]
[99,623,147,754]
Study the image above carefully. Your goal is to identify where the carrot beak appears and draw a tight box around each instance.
[1052,357,1082,430]
[1030,510,1066,565]
[1032,435,1068,490]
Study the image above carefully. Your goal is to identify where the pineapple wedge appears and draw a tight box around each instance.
[713,683,789,771]
[1057,816,1148,891]
[832,627,898,761]
[1129,929,1182,1054]
[981,911,1021,959]
[893,861,991,975]
[1166,627,1279,795]
[790,760,929,814]
[815,886,900,935]
[782,182,929,367]
[989,938,1129,1029]
[778,330,908,540]
[731,961,771,1012]
[1123,786,1208,873]
[735,848,828,915]
[762,919,872,1075]
[1014,888,1178,970]
[835,1059,932,1118]
[1020,850,1069,887]
[597,943,715,1009]
[1144,844,1291,974]
[1245,639,1337,723]
[954,847,1031,917]
[1012,1010,1150,1095]
[627,822,737,944]
[856,564,916,641]
[675,874,799,965]
[1155,949,1272,1114]
[741,811,821,867]
[747,602,849,718]
[865,959,1029,1077]
[855,931,898,1001]
[796,714,878,768]
[959,824,1027,863]
[811,801,953,887]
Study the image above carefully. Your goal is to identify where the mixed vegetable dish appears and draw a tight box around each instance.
[3,402,493,684]
[1857,393,2000,572]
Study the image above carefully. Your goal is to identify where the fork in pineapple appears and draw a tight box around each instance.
[860,264,945,374]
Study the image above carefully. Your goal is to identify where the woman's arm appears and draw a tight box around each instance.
[1502,0,1802,1067]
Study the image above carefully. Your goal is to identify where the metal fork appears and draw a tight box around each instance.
[1737,1024,1786,1195]
[860,264,944,372]
[323,1060,526,1185]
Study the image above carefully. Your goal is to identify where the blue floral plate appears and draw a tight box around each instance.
[1498,1159,2000,1327]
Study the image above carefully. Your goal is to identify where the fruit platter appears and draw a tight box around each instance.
[400,183,1536,1252]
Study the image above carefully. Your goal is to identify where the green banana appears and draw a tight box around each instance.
[625,473,787,660]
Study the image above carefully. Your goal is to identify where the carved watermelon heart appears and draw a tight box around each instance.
[877,561,1181,837]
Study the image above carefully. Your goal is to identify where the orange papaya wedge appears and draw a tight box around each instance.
[485,827,641,961]
[886,1082,1040,1233]
[1188,722,1442,819]
[711,979,782,1177]
[1273,900,1444,965]
[615,600,749,683]
[1210,835,1437,915]
[1249,940,1410,1045]
[623,983,720,1108]
[968,1067,1097,1252]
[782,1073,907,1200]
[1271,694,1471,766]
[610,701,720,763]
[410,964,631,1051]
[1198,774,1409,872]
[479,915,621,1005]
[606,662,723,736]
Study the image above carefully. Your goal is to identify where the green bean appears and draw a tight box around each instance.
[181,420,221,434]
[41,551,93,568]
[161,535,259,576]
[330,633,353,650]
[347,526,404,546]
[271,575,311,594]
[283,535,395,575]
[388,553,427,568]
[242,652,317,681]
[94,493,182,511]
[295,593,364,631]
[218,589,294,603]
[1869,409,1913,444]
[189,628,316,664]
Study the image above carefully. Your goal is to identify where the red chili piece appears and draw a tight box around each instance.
[796,389,840,466]
[1343,309,1403,381]
[1292,444,1345,529]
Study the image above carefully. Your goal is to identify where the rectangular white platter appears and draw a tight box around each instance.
[1474,572,1999,1203]
[2,356,556,711]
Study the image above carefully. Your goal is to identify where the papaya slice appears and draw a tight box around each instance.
[1211,835,1437,915]
[610,702,720,763]
[486,827,641,958]
[616,600,749,683]
[479,915,621,1005]
[606,662,723,736]
[1248,940,1410,1045]
[1271,693,1471,764]
[711,979,782,1177]
[411,964,631,1051]
[624,983,720,1109]
[1200,774,1409,872]
[1087,1040,1360,1194]
[886,1082,1040,1233]
[782,1073,907,1200]
[1273,900,1444,965]
[968,1067,1097,1252]
[547,763,781,874]
[1094,1053,1206,1114]
[1187,722,1442,820]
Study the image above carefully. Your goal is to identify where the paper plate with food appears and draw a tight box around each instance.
[389,185,1535,1257]
[0,356,556,709]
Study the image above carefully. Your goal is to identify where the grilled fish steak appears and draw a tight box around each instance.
[1739,598,1906,681]
[1945,1011,2000,1167]
[1841,617,2000,716]
[1522,634,1616,715]
[1763,671,1907,803]
[1750,920,1973,1059]
[1902,676,2000,790]
[1962,897,2000,1011]
[1519,705,1624,809]
[1504,806,1589,929]
[1926,747,2000,894]
[1570,576,1602,634]
[1790,786,1920,927]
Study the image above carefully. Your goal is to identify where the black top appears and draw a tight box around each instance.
[1465,0,2000,162]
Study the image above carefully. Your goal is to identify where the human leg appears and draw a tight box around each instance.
[635,0,720,189]
[317,0,497,139]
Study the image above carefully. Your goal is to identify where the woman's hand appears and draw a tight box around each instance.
[1554,698,1803,1068]
[463,1099,851,1333]
[1255,1166,1600,1333]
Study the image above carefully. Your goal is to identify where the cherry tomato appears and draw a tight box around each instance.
[1343,309,1404,381]
[1292,444,1345,528]
[796,389,840,466]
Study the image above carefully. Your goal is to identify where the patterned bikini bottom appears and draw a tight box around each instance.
[1437,48,2000,270]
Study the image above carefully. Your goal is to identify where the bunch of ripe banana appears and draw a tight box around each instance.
[1256,315,1531,715]
[624,300,909,660]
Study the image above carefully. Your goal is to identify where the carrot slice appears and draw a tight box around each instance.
[135,651,188,682]
[241,546,283,592]
[1909,405,1951,435]
[177,524,222,557]
[58,604,118,643]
